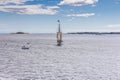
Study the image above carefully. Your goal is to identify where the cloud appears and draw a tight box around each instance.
[115,0,120,5]
[47,6,59,9]
[59,0,98,6]
[0,5,59,15]
[0,0,59,15]
[0,0,33,5]
[67,13,95,17]
[107,24,120,28]
[0,23,6,26]
[0,24,4,25]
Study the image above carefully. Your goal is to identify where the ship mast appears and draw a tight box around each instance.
[58,20,61,32]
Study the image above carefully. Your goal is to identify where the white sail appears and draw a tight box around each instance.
[57,32,62,42]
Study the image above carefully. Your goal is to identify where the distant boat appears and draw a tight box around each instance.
[21,46,29,50]
[57,20,62,46]
[21,43,30,50]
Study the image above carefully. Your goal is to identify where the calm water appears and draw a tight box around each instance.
[0,34,120,80]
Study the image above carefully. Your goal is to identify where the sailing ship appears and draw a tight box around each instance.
[57,20,62,46]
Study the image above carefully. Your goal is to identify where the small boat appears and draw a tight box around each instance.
[57,20,62,46]
[21,46,29,50]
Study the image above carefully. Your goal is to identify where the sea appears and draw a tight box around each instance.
[0,34,120,80]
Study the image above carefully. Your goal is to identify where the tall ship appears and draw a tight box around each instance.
[57,20,62,46]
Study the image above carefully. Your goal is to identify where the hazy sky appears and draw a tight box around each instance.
[0,0,120,33]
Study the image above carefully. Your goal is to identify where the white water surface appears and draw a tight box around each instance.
[0,34,120,80]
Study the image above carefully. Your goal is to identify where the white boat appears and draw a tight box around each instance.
[21,46,29,50]
[21,43,30,50]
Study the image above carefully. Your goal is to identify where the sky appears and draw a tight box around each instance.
[0,0,120,33]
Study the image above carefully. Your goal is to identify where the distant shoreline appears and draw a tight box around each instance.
[67,32,120,35]
[0,32,120,35]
